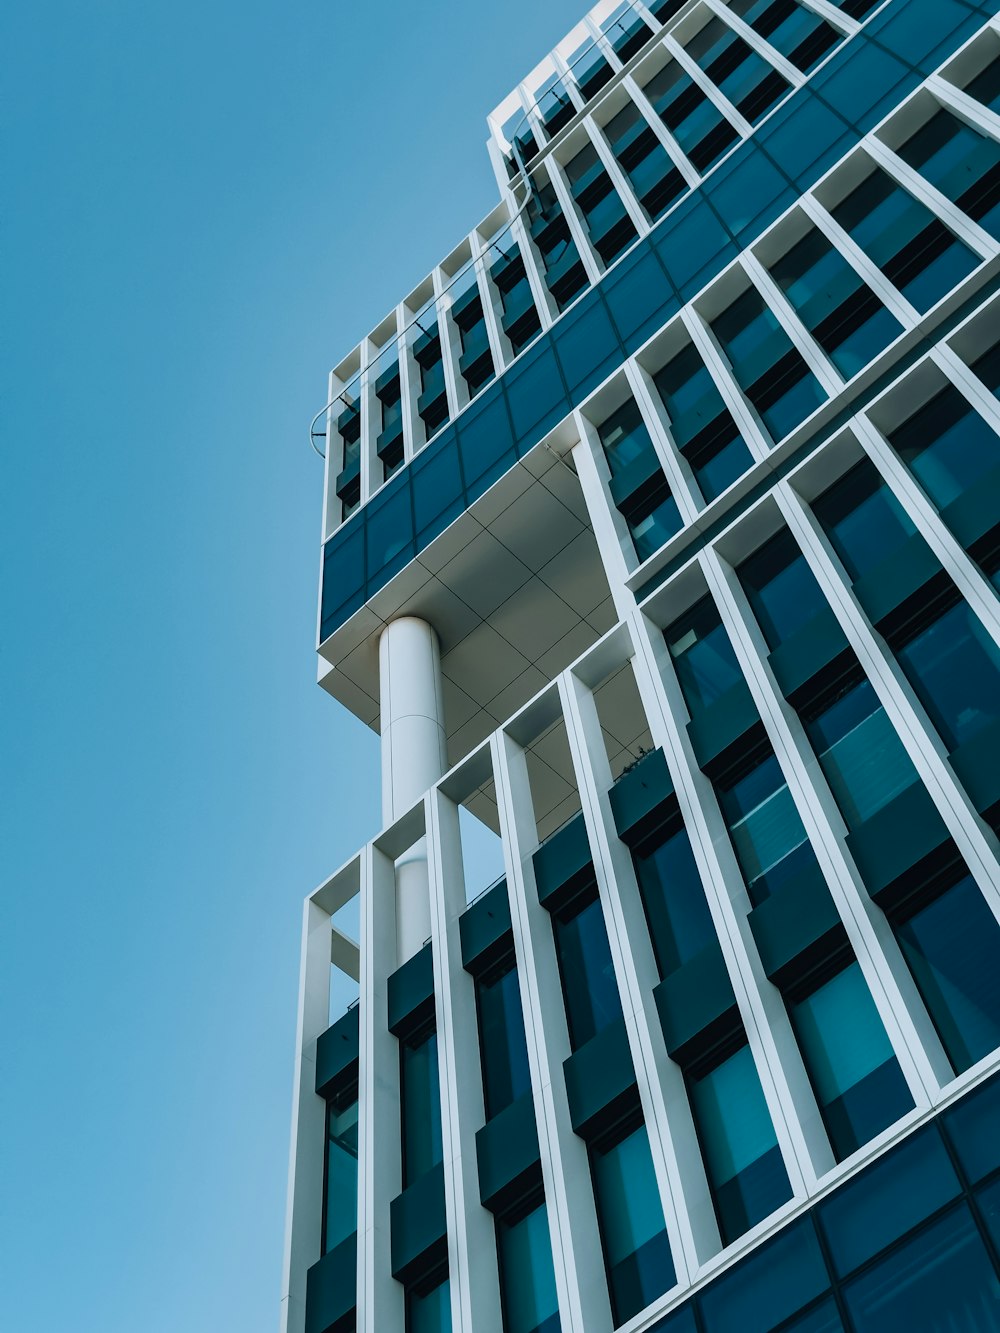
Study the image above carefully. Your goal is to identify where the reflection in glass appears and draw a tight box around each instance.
[498,1199,561,1333]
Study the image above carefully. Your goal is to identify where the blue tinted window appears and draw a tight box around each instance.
[818,1125,960,1278]
[942,1072,1000,1184]
[896,107,1000,241]
[689,1042,792,1242]
[966,55,1000,116]
[728,0,840,74]
[896,874,1000,1074]
[366,476,414,582]
[498,1200,561,1333]
[642,61,739,175]
[592,1123,676,1323]
[598,399,682,561]
[779,1299,844,1332]
[666,596,745,714]
[402,1027,444,1185]
[408,1275,452,1333]
[739,527,835,648]
[842,1205,1000,1332]
[890,382,1000,514]
[552,892,624,1049]
[699,1218,828,1333]
[895,598,1000,752]
[654,340,754,501]
[718,752,812,905]
[633,818,716,976]
[685,17,789,125]
[813,460,917,583]
[477,962,532,1119]
[790,960,913,1160]
[324,1086,359,1254]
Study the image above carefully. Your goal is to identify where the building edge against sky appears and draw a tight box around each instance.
[284,1,1000,1331]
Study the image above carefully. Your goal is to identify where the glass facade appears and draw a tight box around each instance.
[653,340,754,501]
[323,1084,360,1255]
[632,811,715,977]
[401,1026,444,1186]
[407,1275,452,1333]
[717,746,814,904]
[497,1199,561,1333]
[476,960,532,1119]
[552,889,624,1049]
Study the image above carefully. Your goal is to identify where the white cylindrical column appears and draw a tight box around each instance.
[379,616,447,962]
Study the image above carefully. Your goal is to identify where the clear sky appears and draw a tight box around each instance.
[2,1,586,1328]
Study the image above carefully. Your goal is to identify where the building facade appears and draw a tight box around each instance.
[282,1,1000,1330]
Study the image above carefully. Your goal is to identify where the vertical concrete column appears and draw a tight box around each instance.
[379,616,448,962]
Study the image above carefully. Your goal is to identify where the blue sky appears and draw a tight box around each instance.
[2,1,585,1327]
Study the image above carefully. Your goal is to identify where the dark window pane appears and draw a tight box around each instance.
[739,527,832,648]
[498,1200,561,1333]
[666,596,744,713]
[477,963,532,1119]
[890,382,1000,514]
[634,820,716,976]
[718,752,812,905]
[654,340,754,501]
[896,107,1000,241]
[842,1205,1000,1332]
[324,1087,360,1254]
[698,1218,828,1333]
[813,460,916,582]
[895,874,1000,1074]
[895,599,1000,751]
[402,1028,444,1185]
[778,1298,844,1332]
[408,1275,452,1333]
[553,892,624,1049]
[942,1072,1000,1184]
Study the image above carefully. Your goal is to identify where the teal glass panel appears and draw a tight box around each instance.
[896,875,1000,1074]
[642,61,739,174]
[365,476,414,583]
[890,381,999,513]
[896,107,1000,240]
[727,0,840,74]
[790,962,913,1160]
[710,286,826,440]
[818,1125,959,1278]
[629,491,682,561]
[553,297,620,399]
[895,598,1000,752]
[942,1072,1000,1183]
[780,1299,844,1332]
[412,431,465,542]
[665,596,744,713]
[592,1124,675,1322]
[812,460,917,582]
[831,165,978,314]
[633,821,715,976]
[685,17,789,125]
[976,1175,1000,1255]
[653,340,753,501]
[408,1275,452,1333]
[603,243,678,353]
[966,55,1000,115]
[842,1205,1000,1331]
[689,1043,792,1242]
[806,679,919,828]
[498,1201,560,1333]
[698,1218,828,1333]
[321,521,365,640]
[477,962,531,1119]
[739,527,832,649]
[324,1088,360,1254]
[402,1028,444,1185]
[456,385,514,494]
[598,398,656,477]
[552,893,624,1050]
[718,753,812,904]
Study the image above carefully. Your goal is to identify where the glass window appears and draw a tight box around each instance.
[727,0,840,75]
[641,61,739,175]
[476,961,532,1119]
[790,960,913,1160]
[966,54,1000,116]
[942,1072,1000,1184]
[633,815,716,976]
[842,1205,1000,1331]
[698,1217,829,1333]
[804,675,919,829]
[890,380,1000,516]
[653,341,754,501]
[597,399,682,560]
[497,1199,561,1333]
[738,527,834,649]
[408,1274,452,1333]
[894,873,1000,1073]
[831,164,979,314]
[401,1026,444,1186]
[552,891,624,1049]
[591,1122,676,1324]
[688,1041,793,1242]
[323,1084,360,1254]
[710,285,826,440]
[896,107,1000,241]
[812,459,917,583]
[666,596,745,714]
[717,750,813,904]
[895,597,1000,752]
[768,225,902,379]
[604,100,686,223]
[684,16,790,125]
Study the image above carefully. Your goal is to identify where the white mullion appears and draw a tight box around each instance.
[798,0,859,38]
[510,210,559,330]
[701,0,806,88]
[937,335,1000,433]
[627,607,817,1199]
[360,343,377,511]
[799,192,923,328]
[426,790,503,1333]
[552,49,588,115]
[624,358,704,527]
[680,305,773,462]
[571,414,642,614]
[865,134,1000,261]
[701,544,948,1099]
[547,153,607,284]
[491,729,615,1333]
[929,72,1000,143]
[775,480,1000,919]
[586,111,653,236]
[471,226,515,374]
[321,369,337,536]
[357,842,405,1333]
[280,898,335,1333]
[624,72,702,187]
[396,303,421,464]
[558,667,706,1277]
[742,250,845,396]
[433,267,465,422]
[662,33,755,140]
[852,407,1000,651]
[589,13,626,74]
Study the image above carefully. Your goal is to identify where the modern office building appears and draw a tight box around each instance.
[281,1,1000,1330]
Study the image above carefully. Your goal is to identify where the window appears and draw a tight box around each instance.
[965,54,1000,116]
[666,595,745,714]
[812,458,918,583]
[788,959,913,1160]
[889,381,999,515]
[830,164,979,313]
[717,746,813,904]
[414,327,449,440]
[602,2,654,63]
[632,811,716,977]
[476,959,532,1119]
[727,0,840,74]
[684,16,790,125]
[564,143,637,267]
[569,38,614,102]
[401,1025,444,1186]
[653,340,754,501]
[590,1120,676,1323]
[490,245,541,356]
[528,186,588,311]
[895,107,1000,241]
[497,1197,561,1333]
[893,871,1000,1073]
[710,286,826,440]
[768,225,903,379]
[407,1272,452,1333]
[323,1083,360,1254]
[641,61,739,175]
[688,1040,792,1243]
[598,399,682,560]
[604,100,686,222]
[738,527,834,649]
[552,889,624,1049]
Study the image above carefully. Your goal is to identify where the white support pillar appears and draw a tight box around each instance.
[379,617,448,962]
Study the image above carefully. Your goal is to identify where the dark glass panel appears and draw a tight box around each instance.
[896,107,1000,241]
[401,1027,444,1186]
[890,380,999,513]
[698,1218,828,1333]
[477,962,532,1119]
[942,1072,1000,1184]
[966,55,1000,116]
[654,341,754,501]
[407,1275,452,1333]
[812,459,917,583]
[642,61,739,174]
[685,16,790,125]
[895,597,1000,752]
[717,752,812,905]
[552,892,624,1049]
[497,1200,561,1333]
[633,819,716,976]
[324,1086,360,1254]
[665,596,744,714]
[739,527,831,649]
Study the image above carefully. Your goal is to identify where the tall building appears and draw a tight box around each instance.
[282,1,1000,1330]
